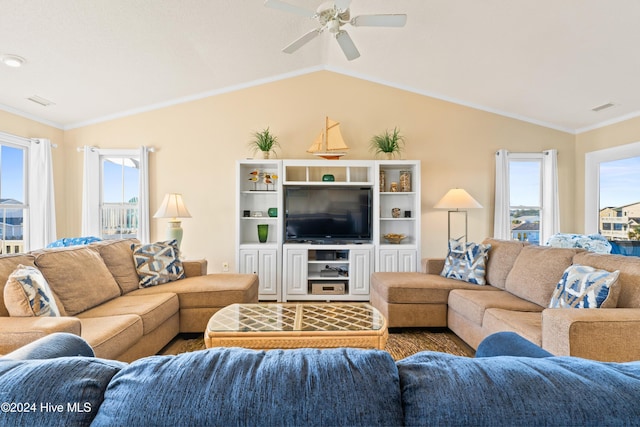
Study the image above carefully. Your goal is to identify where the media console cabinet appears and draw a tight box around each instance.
[236,159,421,301]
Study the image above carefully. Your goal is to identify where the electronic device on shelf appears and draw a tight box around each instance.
[284,186,372,244]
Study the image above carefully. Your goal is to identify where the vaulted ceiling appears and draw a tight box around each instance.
[1,0,639,133]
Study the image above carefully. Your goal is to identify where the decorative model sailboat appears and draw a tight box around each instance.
[307,117,349,160]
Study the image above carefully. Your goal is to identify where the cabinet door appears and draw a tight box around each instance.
[285,248,307,296]
[258,249,278,296]
[378,249,398,272]
[239,249,259,275]
[350,249,372,295]
[398,250,417,272]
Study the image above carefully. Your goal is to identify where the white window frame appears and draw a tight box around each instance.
[508,153,543,244]
[0,132,29,253]
[83,147,149,242]
[585,140,640,234]
[495,149,559,245]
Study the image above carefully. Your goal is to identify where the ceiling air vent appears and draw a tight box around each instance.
[591,102,615,112]
[27,95,55,107]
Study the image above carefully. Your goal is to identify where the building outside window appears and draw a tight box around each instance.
[0,143,27,254]
[509,157,542,244]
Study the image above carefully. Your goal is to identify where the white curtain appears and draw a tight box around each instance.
[81,146,100,236]
[138,146,150,243]
[493,149,511,239]
[27,138,57,249]
[542,149,560,244]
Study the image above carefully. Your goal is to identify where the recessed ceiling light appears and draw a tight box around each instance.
[1,54,26,68]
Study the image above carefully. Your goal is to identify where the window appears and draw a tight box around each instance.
[101,155,140,240]
[0,143,27,253]
[494,149,559,245]
[585,142,640,251]
[82,147,149,242]
[509,156,542,244]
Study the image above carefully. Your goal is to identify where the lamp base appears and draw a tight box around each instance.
[166,220,184,248]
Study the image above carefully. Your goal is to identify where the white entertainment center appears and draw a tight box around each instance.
[236,159,421,301]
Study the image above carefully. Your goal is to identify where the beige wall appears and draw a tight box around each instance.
[0,110,65,236]
[3,71,579,271]
[63,71,575,270]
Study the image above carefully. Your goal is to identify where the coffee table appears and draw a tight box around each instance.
[204,302,388,350]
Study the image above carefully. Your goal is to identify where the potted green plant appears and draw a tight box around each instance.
[249,127,280,159]
[370,127,405,159]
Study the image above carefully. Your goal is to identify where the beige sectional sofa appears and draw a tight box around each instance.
[0,239,258,361]
[371,238,640,362]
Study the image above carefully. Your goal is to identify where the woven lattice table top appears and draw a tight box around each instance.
[207,303,385,333]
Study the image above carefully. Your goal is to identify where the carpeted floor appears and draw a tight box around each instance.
[159,328,474,360]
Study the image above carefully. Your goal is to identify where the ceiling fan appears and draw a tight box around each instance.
[264,0,407,61]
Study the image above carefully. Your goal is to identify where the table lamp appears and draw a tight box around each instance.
[434,188,483,243]
[153,193,191,248]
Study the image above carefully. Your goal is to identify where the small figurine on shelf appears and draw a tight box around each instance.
[263,172,278,191]
[249,169,260,190]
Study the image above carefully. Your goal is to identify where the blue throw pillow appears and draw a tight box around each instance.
[91,347,403,427]
[549,264,621,308]
[131,240,185,288]
[441,240,491,285]
[398,351,640,426]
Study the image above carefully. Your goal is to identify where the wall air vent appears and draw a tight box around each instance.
[27,95,55,107]
[591,102,615,112]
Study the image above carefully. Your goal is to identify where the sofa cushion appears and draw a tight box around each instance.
[0,254,36,317]
[549,264,621,309]
[482,238,527,289]
[573,251,640,308]
[4,265,60,317]
[33,246,121,316]
[441,240,491,285]
[132,240,185,288]
[448,289,542,326]
[92,347,403,427]
[398,352,640,426]
[482,308,542,346]
[505,246,579,307]
[0,357,124,426]
[79,315,144,360]
[128,273,259,310]
[92,238,140,294]
[78,293,179,335]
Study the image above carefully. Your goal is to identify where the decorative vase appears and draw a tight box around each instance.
[267,207,278,217]
[261,151,270,159]
[257,224,269,243]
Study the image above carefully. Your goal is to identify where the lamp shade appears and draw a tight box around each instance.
[434,188,483,210]
[153,193,192,219]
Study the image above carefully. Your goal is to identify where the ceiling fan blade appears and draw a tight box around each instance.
[283,28,322,53]
[335,30,360,61]
[264,0,315,18]
[334,0,351,11]
[351,14,407,27]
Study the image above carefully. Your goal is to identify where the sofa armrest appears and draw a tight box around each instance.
[542,308,640,362]
[422,258,445,274]
[183,259,207,277]
[0,316,82,355]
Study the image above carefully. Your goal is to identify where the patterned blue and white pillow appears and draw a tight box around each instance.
[549,264,620,309]
[441,240,491,285]
[132,240,185,288]
[4,265,61,317]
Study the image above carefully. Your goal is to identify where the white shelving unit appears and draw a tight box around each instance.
[236,160,283,301]
[236,159,420,301]
[374,160,421,272]
[283,244,374,302]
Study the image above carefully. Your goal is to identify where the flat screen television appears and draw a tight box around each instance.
[284,186,372,243]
